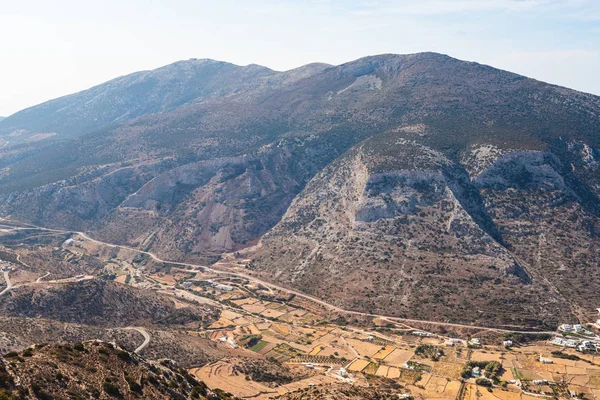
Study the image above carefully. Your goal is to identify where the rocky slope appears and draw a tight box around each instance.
[0,53,599,327]
[0,341,236,399]
[0,59,333,144]
[0,316,225,368]
[0,279,218,327]
[249,130,597,328]
[273,383,397,399]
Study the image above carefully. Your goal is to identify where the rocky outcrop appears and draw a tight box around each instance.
[0,341,231,399]
[250,136,573,328]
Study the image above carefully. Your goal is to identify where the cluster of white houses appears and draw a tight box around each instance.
[181,281,234,291]
[559,324,593,335]
[552,320,600,352]
[551,336,600,352]
[411,331,434,337]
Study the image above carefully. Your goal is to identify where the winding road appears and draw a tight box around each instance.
[0,269,13,296]
[123,327,151,353]
[0,218,559,335]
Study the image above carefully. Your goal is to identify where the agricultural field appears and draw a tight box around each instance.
[6,225,600,400]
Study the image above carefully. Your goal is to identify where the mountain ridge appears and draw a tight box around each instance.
[0,52,599,327]
[3,52,598,144]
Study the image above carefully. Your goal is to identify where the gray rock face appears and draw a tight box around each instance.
[355,171,448,222]
[475,151,567,189]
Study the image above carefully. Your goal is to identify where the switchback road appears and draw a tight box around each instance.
[0,218,558,335]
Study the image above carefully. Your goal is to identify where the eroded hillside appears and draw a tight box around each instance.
[0,52,599,327]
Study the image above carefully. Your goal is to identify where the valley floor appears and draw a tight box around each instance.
[1,217,600,399]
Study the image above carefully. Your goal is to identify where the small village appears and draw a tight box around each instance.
[4,230,600,400]
[549,315,600,353]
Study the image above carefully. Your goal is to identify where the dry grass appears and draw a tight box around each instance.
[432,362,464,380]
[382,348,414,367]
[346,338,384,358]
[348,359,371,372]
[372,345,396,360]
[470,350,504,363]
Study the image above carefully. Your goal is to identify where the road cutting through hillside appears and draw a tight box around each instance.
[0,269,13,296]
[0,218,559,335]
[123,327,151,353]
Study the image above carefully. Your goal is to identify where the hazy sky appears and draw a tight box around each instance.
[1,0,599,116]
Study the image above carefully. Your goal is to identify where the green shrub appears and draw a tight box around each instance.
[73,343,85,352]
[475,378,492,387]
[117,350,132,362]
[103,382,121,397]
[124,375,142,394]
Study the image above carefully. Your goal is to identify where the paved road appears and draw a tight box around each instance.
[43,275,95,285]
[0,270,12,296]
[0,219,559,335]
[123,327,151,353]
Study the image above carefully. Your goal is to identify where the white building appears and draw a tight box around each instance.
[559,324,574,332]
[565,339,578,348]
[412,331,433,337]
[503,340,513,347]
[539,355,553,364]
[227,337,238,349]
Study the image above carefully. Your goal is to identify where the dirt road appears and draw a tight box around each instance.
[0,218,559,335]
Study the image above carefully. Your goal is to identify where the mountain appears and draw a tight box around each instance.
[0,59,330,143]
[0,341,235,399]
[0,52,599,328]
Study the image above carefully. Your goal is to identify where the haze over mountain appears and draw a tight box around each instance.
[0,52,599,328]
